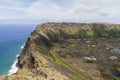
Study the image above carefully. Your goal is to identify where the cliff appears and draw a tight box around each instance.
[1,22,120,80]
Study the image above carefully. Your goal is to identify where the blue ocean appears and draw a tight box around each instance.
[0,24,36,75]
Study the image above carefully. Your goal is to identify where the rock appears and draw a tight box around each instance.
[1,22,120,80]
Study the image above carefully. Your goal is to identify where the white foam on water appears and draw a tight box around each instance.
[8,44,25,75]
[21,43,25,49]
[8,58,19,75]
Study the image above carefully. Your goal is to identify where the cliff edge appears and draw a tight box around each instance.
[1,22,120,80]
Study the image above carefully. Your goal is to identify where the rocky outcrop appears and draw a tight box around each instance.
[19,22,120,50]
[1,22,120,80]
[17,22,120,80]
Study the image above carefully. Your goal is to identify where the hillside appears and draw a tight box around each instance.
[1,22,120,80]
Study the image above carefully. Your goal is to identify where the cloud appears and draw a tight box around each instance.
[23,0,120,21]
[24,0,98,19]
[0,16,5,20]
[0,0,120,23]
[0,0,15,4]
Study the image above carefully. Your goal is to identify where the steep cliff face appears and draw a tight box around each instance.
[1,22,120,80]
[16,22,120,80]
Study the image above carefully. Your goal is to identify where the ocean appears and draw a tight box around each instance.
[0,24,36,75]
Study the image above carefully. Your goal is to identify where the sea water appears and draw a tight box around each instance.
[0,24,36,75]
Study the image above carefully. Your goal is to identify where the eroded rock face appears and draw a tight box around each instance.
[2,22,120,80]
[17,22,120,80]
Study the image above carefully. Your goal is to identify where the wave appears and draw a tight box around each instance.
[8,58,19,75]
[8,44,25,75]
[21,44,25,49]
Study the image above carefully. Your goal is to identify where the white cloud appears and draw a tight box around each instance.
[23,0,120,22]
[0,0,120,23]
[24,1,71,19]
[0,16,5,20]
[0,0,15,4]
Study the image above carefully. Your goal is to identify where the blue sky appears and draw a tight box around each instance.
[0,0,120,23]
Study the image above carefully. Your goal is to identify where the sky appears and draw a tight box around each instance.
[0,0,120,23]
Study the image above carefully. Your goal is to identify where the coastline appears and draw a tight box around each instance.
[8,44,25,75]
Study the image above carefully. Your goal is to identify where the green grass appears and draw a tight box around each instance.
[36,45,50,53]
[60,27,120,38]
[86,30,94,37]
[39,46,91,80]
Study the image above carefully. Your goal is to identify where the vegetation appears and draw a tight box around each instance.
[35,25,120,80]
[109,29,120,38]
[59,28,120,39]
[3,23,120,80]
[37,46,91,80]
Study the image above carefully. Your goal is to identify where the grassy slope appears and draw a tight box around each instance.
[37,45,91,80]
[1,23,120,80]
